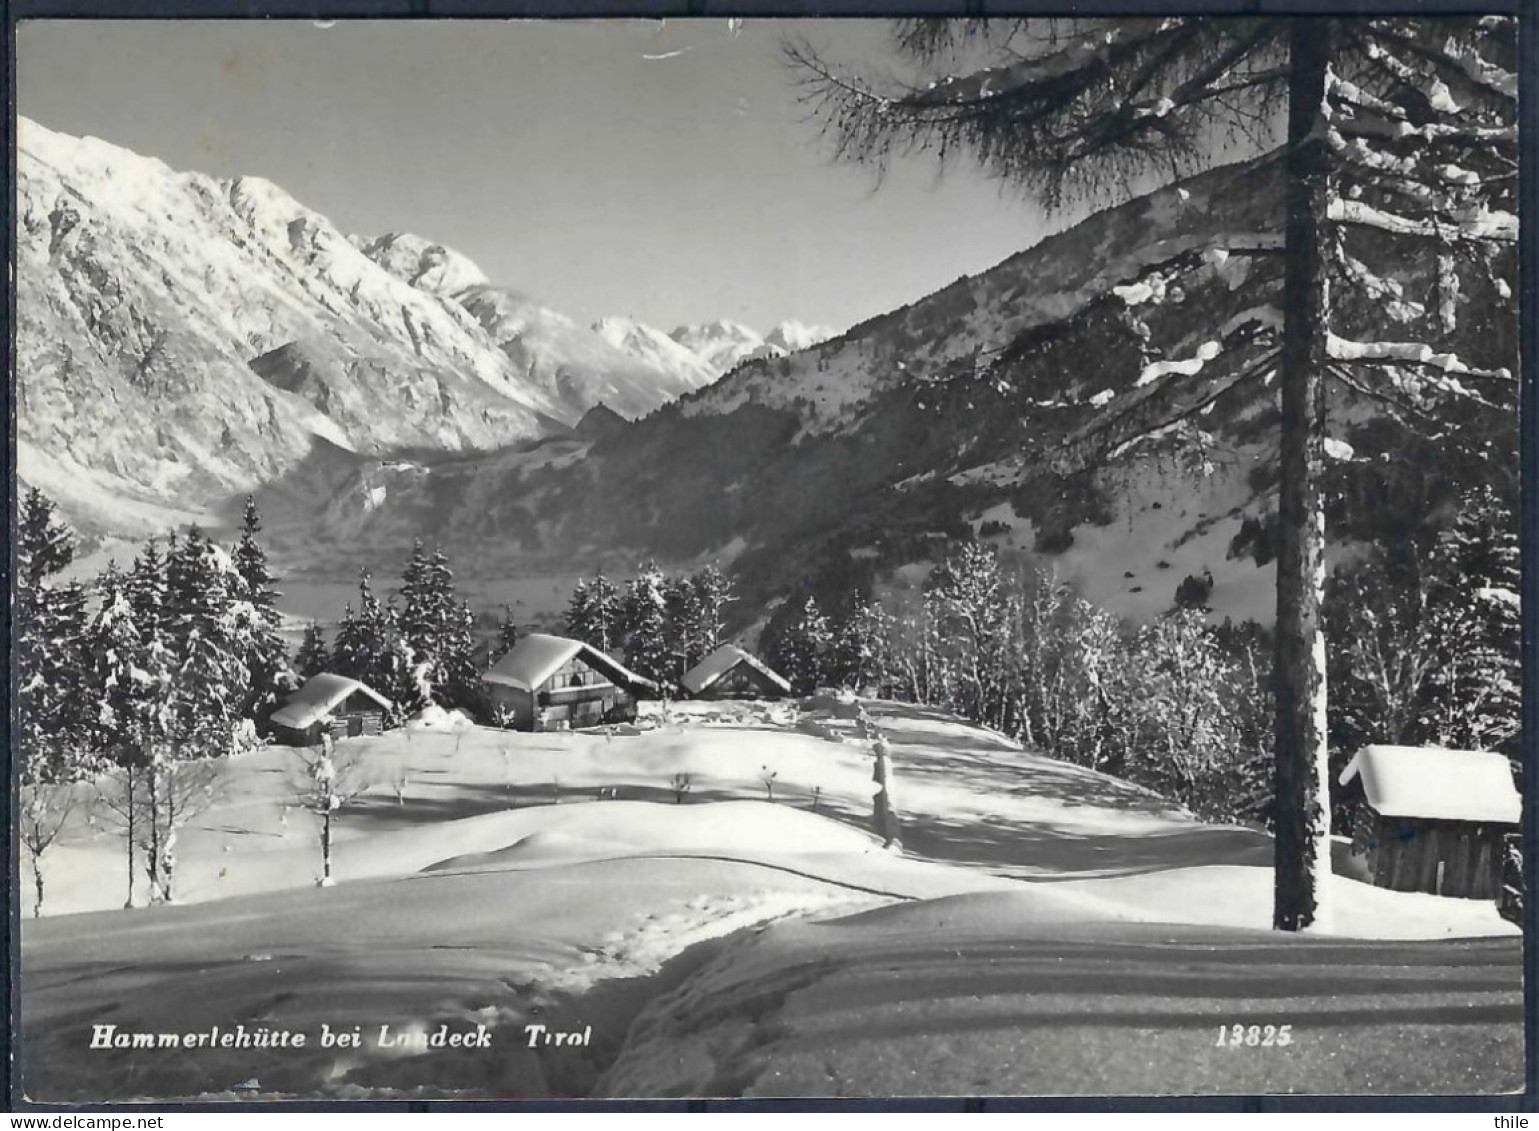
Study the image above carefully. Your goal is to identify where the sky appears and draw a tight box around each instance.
[18,19,1057,335]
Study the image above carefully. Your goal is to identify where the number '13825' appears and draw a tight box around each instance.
[1216,1024,1293,1047]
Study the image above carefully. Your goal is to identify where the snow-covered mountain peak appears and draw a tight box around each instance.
[358,232,490,295]
[765,320,839,353]
[592,317,716,387]
[670,319,783,375]
[18,116,175,186]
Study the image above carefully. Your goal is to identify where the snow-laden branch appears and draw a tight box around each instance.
[1331,111,1516,147]
[1326,333,1514,385]
[1364,23,1518,107]
[1437,36,1518,101]
[1136,340,1221,387]
[1066,343,1279,461]
[1328,198,1516,243]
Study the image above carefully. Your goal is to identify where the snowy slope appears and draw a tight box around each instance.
[20,699,1517,1101]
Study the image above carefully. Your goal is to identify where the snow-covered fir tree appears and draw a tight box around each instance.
[564,574,623,655]
[771,595,834,695]
[1420,486,1521,755]
[332,570,422,718]
[295,623,330,681]
[398,542,443,660]
[665,575,708,670]
[621,562,674,684]
[163,528,251,751]
[89,564,178,904]
[15,489,92,916]
[230,497,290,722]
[15,489,92,786]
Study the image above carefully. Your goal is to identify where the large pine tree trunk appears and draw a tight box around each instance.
[1273,18,1335,932]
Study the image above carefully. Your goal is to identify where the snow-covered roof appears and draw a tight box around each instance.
[680,644,792,696]
[270,673,392,730]
[1339,745,1521,825]
[483,633,655,693]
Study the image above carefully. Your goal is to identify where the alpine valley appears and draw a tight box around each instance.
[16,117,1514,631]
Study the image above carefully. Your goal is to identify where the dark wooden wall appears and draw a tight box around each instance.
[1370,814,1506,899]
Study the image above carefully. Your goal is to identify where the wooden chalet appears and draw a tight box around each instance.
[680,644,792,701]
[270,673,393,747]
[1339,744,1521,900]
[483,633,656,731]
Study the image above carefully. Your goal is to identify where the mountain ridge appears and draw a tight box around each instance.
[15,117,835,547]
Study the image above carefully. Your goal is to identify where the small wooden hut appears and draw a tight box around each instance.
[270,674,393,747]
[680,644,792,701]
[1339,745,1521,900]
[483,633,655,731]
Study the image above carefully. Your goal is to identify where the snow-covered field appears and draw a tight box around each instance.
[19,698,1521,1100]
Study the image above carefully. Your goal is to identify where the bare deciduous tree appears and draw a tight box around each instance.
[291,735,374,888]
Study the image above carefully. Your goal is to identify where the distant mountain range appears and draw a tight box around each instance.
[14,117,836,543]
[18,118,1509,631]
[267,151,1511,628]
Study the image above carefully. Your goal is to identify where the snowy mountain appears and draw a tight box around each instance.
[452,290,717,422]
[764,320,838,353]
[669,320,784,375]
[590,317,718,392]
[14,118,749,541]
[295,152,1512,628]
[356,231,490,295]
[14,117,572,536]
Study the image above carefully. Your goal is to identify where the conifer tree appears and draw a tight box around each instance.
[788,14,1516,930]
[563,579,594,643]
[665,575,708,670]
[398,543,475,706]
[489,605,520,666]
[564,575,623,654]
[295,623,330,681]
[126,538,168,639]
[15,490,91,915]
[772,596,834,695]
[621,563,673,684]
[1420,486,1520,754]
[89,563,180,904]
[332,569,420,716]
[439,599,482,709]
[398,541,438,658]
[15,490,91,784]
[230,497,290,720]
[163,528,250,750]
